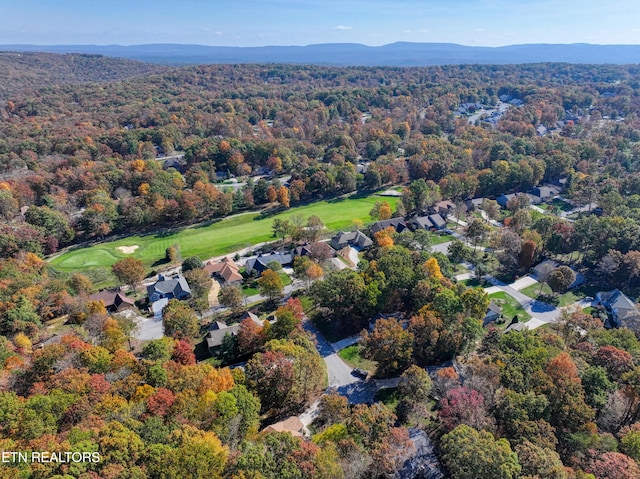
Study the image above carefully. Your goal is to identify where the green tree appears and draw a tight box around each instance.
[440,424,521,479]
[466,218,490,250]
[548,265,576,294]
[24,206,74,243]
[182,256,204,272]
[2,295,41,334]
[142,337,174,361]
[162,299,200,339]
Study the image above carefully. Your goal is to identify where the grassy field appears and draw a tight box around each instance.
[338,344,378,373]
[520,283,596,307]
[50,194,398,274]
[489,291,531,322]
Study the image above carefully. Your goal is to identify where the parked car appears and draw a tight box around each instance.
[352,368,368,379]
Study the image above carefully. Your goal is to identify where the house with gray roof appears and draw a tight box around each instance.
[147,274,191,303]
[330,231,373,250]
[409,216,433,230]
[595,289,640,330]
[483,301,503,326]
[245,252,293,275]
[428,214,446,230]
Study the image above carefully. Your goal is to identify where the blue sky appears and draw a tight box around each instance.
[2,0,640,46]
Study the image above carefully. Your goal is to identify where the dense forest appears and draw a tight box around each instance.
[3,57,640,478]
[0,52,164,103]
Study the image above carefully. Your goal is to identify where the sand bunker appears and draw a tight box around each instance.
[117,245,139,254]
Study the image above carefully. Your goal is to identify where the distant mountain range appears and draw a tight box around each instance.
[2,42,640,66]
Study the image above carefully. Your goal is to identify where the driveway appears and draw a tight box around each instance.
[510,276,538,291]
[485,276,561,329]
[302,318,376,403]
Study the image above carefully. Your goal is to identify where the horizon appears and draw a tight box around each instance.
[2,1,640,47]
[3,40,639,49]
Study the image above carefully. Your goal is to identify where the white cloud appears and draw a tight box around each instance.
[215,31,224,35]
[334,25,352,30]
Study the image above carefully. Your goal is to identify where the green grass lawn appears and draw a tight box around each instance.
[279,272,292,286]
[521,282,552,299]
[489,291,531,322]
[431,234,455,245]
[50,194,399,275]
[550,198,574,212]
[520,283,597,308]
[338,344,378,373]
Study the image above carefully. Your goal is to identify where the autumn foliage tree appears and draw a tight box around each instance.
[257,269,284,301]
[111,257,145,293]
[361,318,413,377]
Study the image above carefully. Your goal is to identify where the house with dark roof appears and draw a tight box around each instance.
[428,214,446,230]
[88,290,135,313]
[204,257,243,284]
[147,274,191,303]
[245,252,293,275]
[370,217,407,235]
[463,197,485,212]
[409,216,434,230]
[595,289,640,330]
[292,242,336,260]
[330,231,373,250]
[496,193,517,208]
[206,311,263,355]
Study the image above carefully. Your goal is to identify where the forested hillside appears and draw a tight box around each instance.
[0,52,164,102]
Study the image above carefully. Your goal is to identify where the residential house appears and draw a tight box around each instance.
[330,231,373,250]
[529,185,559,203]
[261,416,306,438]
[428,214,446,230]
[595,289,640,330]
[532,260,583,288]
[204,257,243,285]
[370,217,407,235]
[147,274,191,303]
[409,216,434,231]
[531,259,558,280]
[504,319,528,333]
[463,197,485,212]
[292,242,336,260]
[245,252,293,275]
[432,200,456,216]
[483,301,502,326]
[88,290,135,313]
[496,193,517,208]
[206,311,263,355]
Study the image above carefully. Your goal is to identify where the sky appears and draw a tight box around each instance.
[2,0,640,47]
